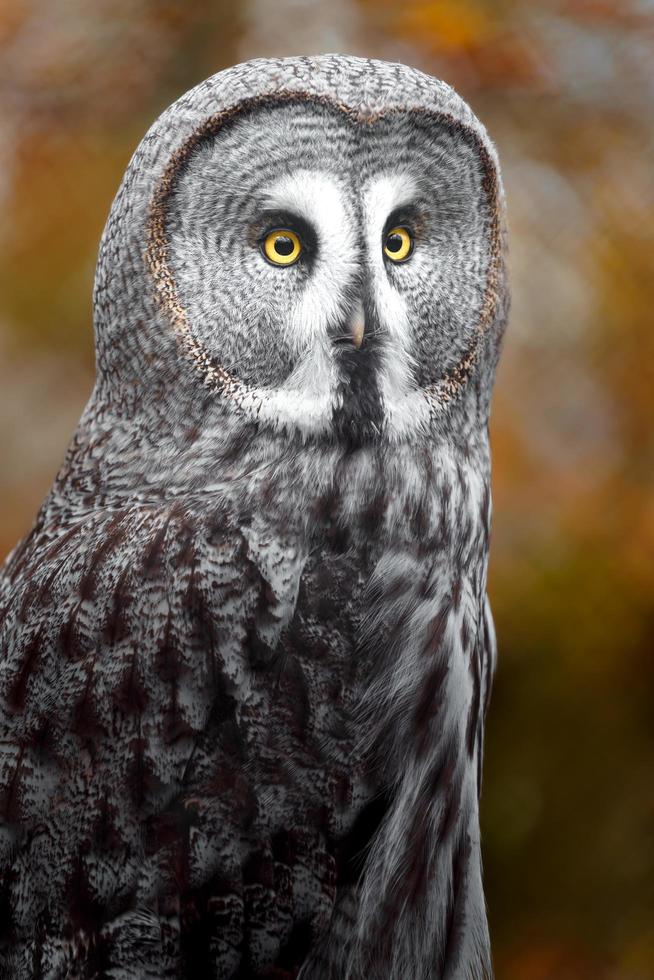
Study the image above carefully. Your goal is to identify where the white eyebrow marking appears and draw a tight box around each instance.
[262,169,355,259]
[362,171,419,343]
[363,172,419,242]
[261,170,360,351]
[363,172,426,437]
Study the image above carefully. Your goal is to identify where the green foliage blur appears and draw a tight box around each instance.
[1,2,652,976]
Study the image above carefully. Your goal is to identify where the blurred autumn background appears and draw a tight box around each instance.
[0,1,652,976]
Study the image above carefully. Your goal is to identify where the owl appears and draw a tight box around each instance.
[0,56,508,979]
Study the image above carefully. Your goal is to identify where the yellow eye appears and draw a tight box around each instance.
[384,226,413,262]
[262,229,302,266]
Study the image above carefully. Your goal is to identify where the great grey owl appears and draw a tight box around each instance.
[0,55,508,979]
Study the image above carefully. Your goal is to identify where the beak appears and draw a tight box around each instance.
[349,299,365,349]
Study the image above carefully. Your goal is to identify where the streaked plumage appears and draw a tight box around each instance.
[0,55,508,979]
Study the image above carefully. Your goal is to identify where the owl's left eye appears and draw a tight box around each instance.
[262,229,302,266]
[384,226,413,263]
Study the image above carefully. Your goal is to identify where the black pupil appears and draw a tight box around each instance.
[386,232,403,253]
[274,235,295,256]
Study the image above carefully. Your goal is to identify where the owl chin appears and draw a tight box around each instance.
[329,326,383,446]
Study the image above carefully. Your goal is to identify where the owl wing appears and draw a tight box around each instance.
[0,503,360,979]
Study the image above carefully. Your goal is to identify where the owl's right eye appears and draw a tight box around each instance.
[262,229,302,266]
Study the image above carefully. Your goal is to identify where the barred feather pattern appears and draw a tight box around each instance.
[0,55,507,979]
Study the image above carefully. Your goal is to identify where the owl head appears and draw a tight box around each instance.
[93,56,507,453]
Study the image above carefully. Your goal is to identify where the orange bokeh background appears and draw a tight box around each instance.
[1,2,652,976]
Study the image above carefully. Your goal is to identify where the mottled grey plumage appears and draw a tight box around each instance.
[0,55,508,979]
